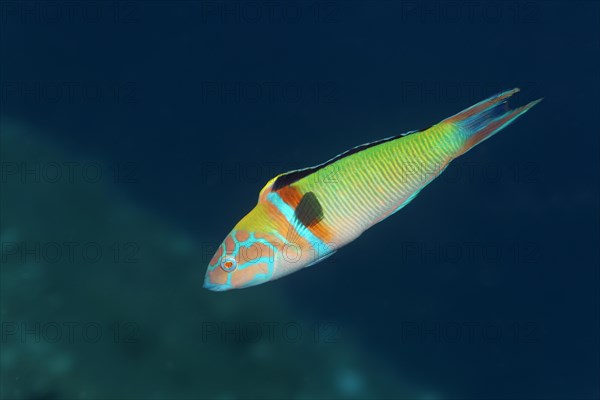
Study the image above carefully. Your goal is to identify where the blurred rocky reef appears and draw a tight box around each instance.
[0,120,433,399]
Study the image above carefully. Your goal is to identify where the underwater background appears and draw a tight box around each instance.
[1,1,599,399]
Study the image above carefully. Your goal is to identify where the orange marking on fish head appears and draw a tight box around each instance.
[224,236,236,253]
[231,262,269,288]
[204,229,278,291]
[206,264,230,286]
[209,245,223,268]
[277,186,303,208]
[235,230,250,243]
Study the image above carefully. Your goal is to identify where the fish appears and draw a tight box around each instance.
[203,88,541,291]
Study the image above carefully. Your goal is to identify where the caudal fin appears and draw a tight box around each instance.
[444,88,542,156]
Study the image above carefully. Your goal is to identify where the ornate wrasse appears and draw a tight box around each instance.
[204,88,541,291]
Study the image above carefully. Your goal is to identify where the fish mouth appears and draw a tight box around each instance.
[203,279,232,292]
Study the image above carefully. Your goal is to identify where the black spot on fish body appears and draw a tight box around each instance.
[295,192,324,228]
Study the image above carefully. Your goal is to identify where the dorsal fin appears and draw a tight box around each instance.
[271,128,427,191]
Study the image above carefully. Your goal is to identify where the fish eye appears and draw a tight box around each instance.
[220,257,237,272]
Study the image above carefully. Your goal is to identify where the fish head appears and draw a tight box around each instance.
[203,228,281,291]
[203,177,329,291]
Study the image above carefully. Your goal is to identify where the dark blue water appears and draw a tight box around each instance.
[2,1,598,399]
